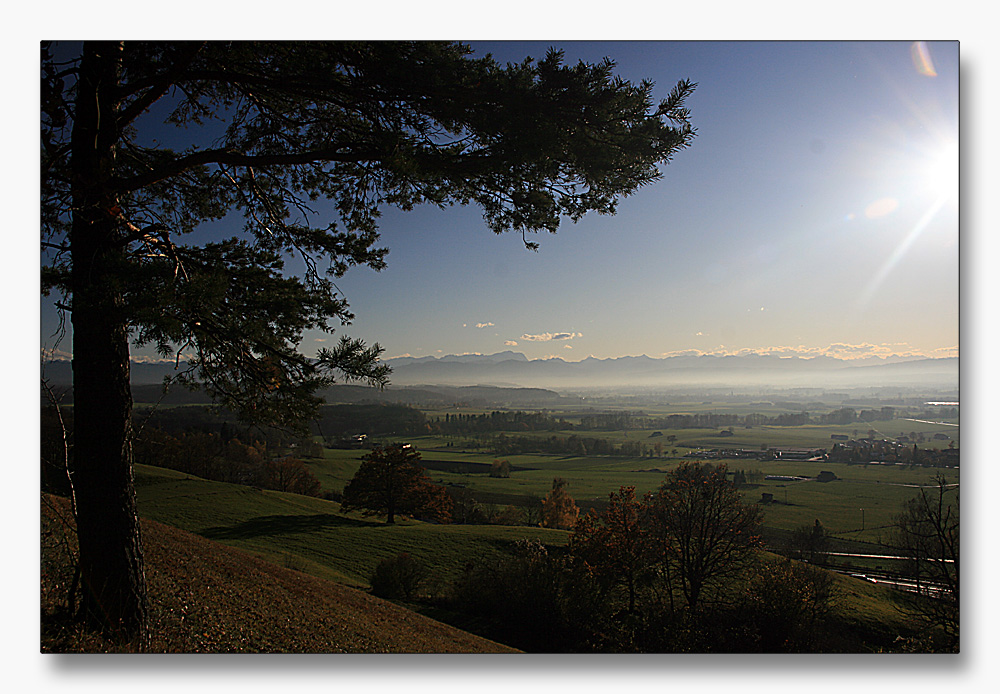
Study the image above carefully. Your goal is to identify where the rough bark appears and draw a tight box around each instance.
[69,41,148,644]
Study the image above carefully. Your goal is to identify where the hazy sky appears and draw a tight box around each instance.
[39,40,959,364]
[314,40,959,363]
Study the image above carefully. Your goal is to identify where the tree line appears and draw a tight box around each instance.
[42,406,324,499]
[428,410,573,434]
[132,427,324,497]
[575,406,909,431]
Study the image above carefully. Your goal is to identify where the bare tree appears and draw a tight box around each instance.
[648,462,764,611]
[888,475,959,649]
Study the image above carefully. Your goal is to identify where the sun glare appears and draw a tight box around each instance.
[919,139,958,203]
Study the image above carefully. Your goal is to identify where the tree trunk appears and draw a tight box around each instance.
[70,41,148,645]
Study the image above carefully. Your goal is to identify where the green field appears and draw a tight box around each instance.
[301,432,956,547]
[131,462,929,651]
[134,464,568,588]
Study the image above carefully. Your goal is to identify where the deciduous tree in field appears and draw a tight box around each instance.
[571,486,653,613]
[648,462,763,611]
[541,477,580,530]
[740,556,835,652]
[490,459,512,478]
[340,445,452,524]
[791,519,830,563]
[41,40,695,643]
[263,458,322,497]
[889,475,959,649]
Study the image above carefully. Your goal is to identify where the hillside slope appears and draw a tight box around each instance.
[40,494,517,653]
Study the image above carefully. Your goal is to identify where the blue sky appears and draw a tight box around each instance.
[38,40,959,365]
[299,40,959,363]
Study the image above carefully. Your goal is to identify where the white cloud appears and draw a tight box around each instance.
[658,342,949,360]
[134,354,187,364]
[660,349,703,358]
[520,331,582,342]
[929,346,959,358]
[475,322,495,329]
[504,340,518,346]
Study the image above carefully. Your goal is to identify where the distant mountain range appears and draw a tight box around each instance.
[43,350,957,393]
[380,351,958,390]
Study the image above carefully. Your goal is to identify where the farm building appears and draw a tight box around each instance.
[766,446,826,461]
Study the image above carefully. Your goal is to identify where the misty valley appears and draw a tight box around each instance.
[42,362,959,653]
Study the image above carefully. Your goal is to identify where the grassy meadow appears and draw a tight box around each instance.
[130,459,930,652]
[301,431,957,545]
[134,464,568,588]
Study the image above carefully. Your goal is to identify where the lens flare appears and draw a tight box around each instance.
[865,197,899,219]
[911,41,937,77]
[857,196,947,309]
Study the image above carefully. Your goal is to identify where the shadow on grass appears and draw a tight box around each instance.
[201,513,382,540]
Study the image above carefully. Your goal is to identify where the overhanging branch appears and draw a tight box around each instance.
[112,145,381,193]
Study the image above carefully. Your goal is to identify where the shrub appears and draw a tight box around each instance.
[369,552,427,600]
[489,459,511,478]
[450,540,604,652]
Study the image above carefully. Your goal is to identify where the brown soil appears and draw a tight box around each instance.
[40,494,517,653]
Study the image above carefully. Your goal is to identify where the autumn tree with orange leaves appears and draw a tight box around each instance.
[571,486,653,613]
[541,477,579,530]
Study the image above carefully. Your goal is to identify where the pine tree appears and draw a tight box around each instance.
[41,40,695,642]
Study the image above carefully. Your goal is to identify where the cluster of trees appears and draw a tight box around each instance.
[43,401,325,503]
[132,427,323,496]
[135,406,319,452]
[449,463,835,652]
[828,440,957,467]
[577,411,814,430]
[914,406,958,420]
[310,403,429,439]
[489,459,512,478]
[476,432,649,458]
[817,406,897,425]
[351,458,957,651]
[577,407,910,432]
[732,468,765,487]
[428,410,573,435]
[448,488,543,527]
[428,404,929,440]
